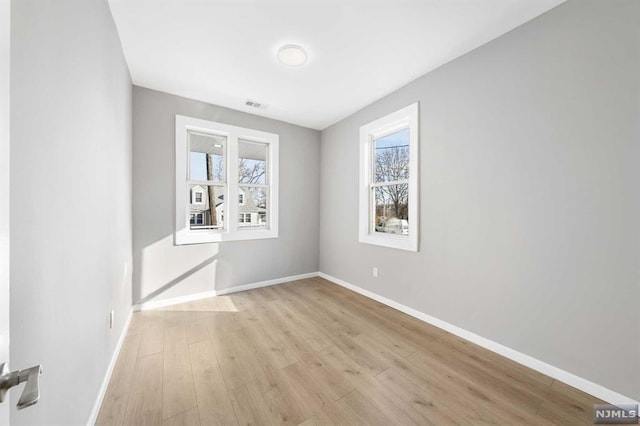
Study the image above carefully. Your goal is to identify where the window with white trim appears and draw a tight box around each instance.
[359,103,419,252]
[175,115,279,244]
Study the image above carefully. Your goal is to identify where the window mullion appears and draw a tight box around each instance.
[187,179,223,186]
[227,130,240,235]
[370,180,408,188]
[238,183,269,189]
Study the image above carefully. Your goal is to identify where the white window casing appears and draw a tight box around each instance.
[175,115,279,245]
[359,102,419,252]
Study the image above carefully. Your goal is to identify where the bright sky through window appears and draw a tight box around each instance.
[374,128,409,150]
[190,152,207,181]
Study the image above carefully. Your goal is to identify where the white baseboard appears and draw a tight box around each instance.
[132,271,319,311]
[213,272,318,296]
[133,289,218,311]
[318,272,639,410]
[87,309,133,426]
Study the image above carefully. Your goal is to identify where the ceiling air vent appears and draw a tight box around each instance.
[245,99,269,110]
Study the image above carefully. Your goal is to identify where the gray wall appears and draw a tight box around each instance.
[10,0,132,424]
[319,0,639,402]
[132,87,320,305]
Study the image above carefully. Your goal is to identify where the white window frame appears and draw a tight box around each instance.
[359,102,419,252]
[175,115,279,245]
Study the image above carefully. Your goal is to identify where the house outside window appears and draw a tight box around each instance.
[359,103,419,252]
[175,115,279,244]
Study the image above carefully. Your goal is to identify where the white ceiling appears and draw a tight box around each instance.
[108,0,564,130]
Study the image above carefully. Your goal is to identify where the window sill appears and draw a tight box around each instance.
[175,228,278,245]
[359,233,418,252]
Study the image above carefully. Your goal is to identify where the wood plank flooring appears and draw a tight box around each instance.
[97,277,603,425]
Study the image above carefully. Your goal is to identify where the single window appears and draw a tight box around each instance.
[238,139,269,230]
[175,115,279,244]
[359,103,419,251]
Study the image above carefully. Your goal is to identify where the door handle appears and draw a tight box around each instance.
[0,362,43,409]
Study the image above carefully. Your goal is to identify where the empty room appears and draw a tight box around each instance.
[1,0,638,425]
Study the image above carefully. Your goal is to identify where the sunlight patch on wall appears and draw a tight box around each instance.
[139,234,219,302]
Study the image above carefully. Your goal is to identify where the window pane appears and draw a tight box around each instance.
[189,131,225,182]
[189,184,224,230]
[239,139,267,184]
[374,184,409,235]
[239,186,267,228]
[374,128,409,183]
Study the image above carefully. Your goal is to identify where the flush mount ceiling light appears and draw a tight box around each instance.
[277,44,308,67]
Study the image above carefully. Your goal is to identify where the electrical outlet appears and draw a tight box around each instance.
[109,310,114,329]
[373,267,379,278]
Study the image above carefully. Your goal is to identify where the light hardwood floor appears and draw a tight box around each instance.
[97,277,602,425]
